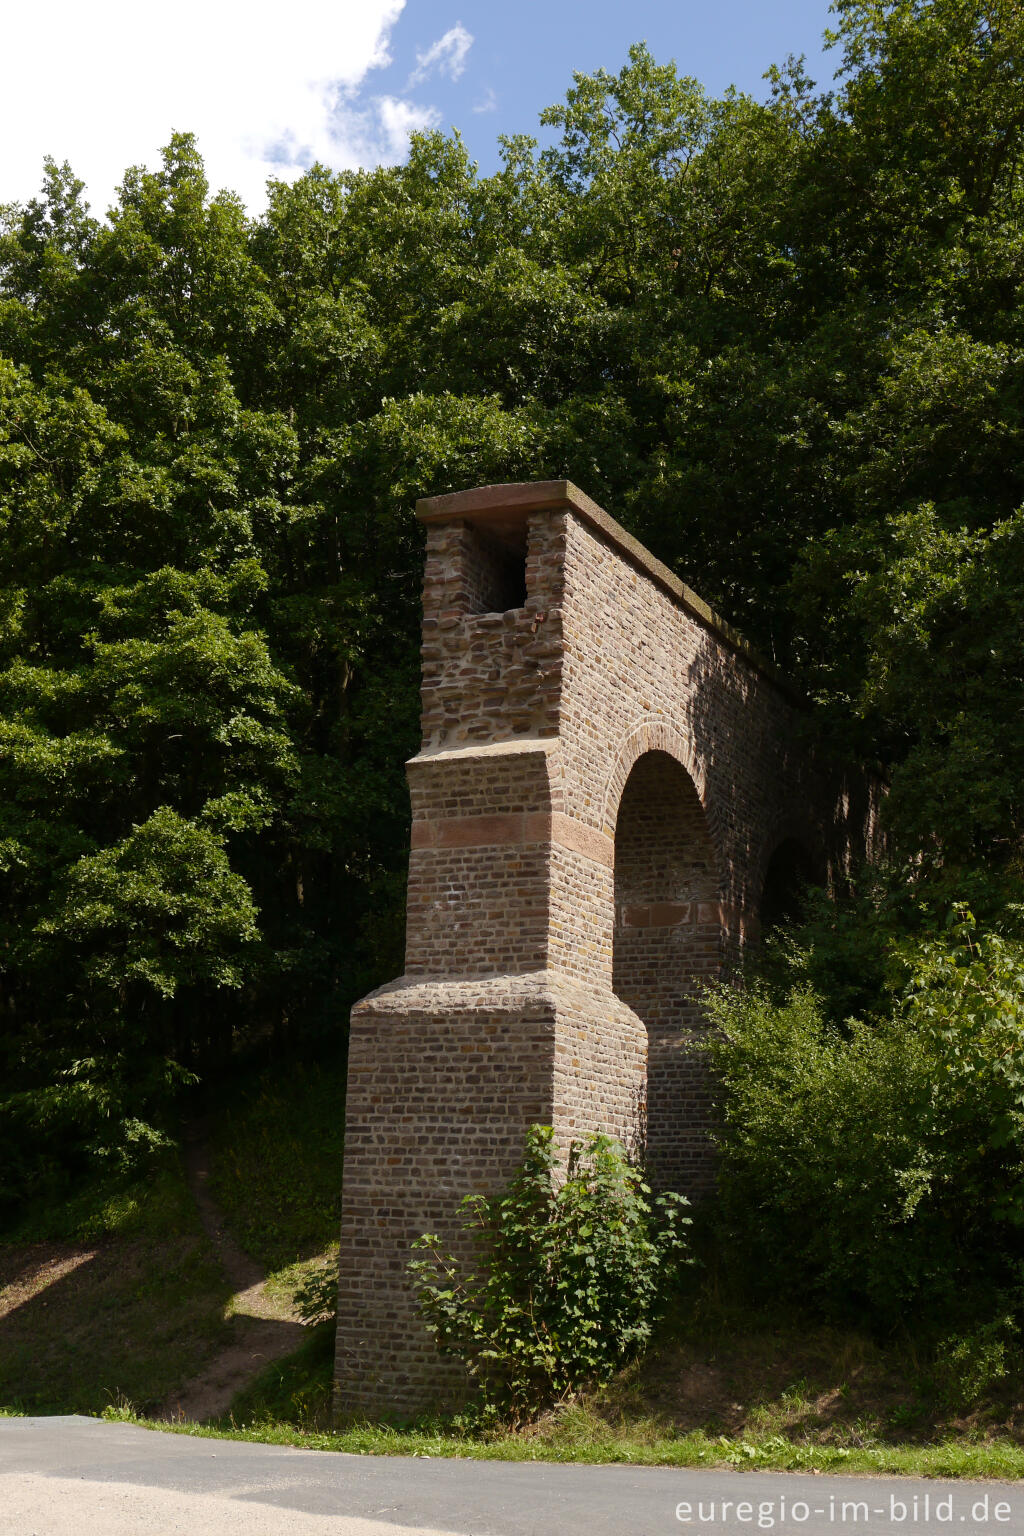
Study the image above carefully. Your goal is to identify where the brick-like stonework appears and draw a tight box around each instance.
[335,481,880,1418]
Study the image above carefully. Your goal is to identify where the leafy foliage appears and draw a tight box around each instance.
[1,0,1023,1210]
[702,910,1024,1320]
[408,1126,690,1417]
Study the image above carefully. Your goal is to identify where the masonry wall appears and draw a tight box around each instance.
[419,513,564,750]
[336,978,561,1413]
[335,481,880,1419]
[405,744,558,977]
[550,507,832,1191]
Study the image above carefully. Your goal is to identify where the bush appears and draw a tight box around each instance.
[934,1317,1017,1410]
[408,1125,690,1419]
[292,1251,339,1326]
[701,910,1024,1322]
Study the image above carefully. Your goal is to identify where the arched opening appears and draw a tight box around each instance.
[759,836,817,934]
[612,751,720,1194]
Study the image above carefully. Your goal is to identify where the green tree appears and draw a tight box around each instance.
[2,0,1023,1211]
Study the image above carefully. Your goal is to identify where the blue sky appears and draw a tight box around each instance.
[374,0,840,176]
[4,0,841,216]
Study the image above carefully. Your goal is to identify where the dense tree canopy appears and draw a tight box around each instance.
[1,0,1022,1211]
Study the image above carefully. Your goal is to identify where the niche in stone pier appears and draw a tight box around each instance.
[459,520,528,614]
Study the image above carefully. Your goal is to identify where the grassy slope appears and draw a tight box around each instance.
[206,1053,345,1272]
[205,1297,1024,1478]
[0,1165,231,1415]
[205,1050,345,1328]
[7,1047,1024,1478]
[0,1049,345,1417]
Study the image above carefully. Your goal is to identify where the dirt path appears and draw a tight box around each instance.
[157,1126,308,1424]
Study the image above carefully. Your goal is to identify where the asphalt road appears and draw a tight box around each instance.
[0,1416,1021,1536]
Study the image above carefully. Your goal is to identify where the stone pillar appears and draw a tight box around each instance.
[334,489,648,1417]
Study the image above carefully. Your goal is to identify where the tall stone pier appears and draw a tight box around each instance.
[334,480,878,1418]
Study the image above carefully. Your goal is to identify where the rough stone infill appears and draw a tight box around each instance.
[415,480,794,698]
[335,480,882,1419]
[419,513,565,749]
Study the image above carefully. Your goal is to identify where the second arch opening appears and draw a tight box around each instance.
[612,749,721,1192]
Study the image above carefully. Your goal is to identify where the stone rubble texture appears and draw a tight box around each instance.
[335,481,880,1417]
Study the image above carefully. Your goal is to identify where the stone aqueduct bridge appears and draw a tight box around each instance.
[334,480,878,1416]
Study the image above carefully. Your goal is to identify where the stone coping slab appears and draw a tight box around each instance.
[416,480,798,700]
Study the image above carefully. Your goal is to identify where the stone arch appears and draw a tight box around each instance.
[602,718,717,848]
[610,746,722,1191]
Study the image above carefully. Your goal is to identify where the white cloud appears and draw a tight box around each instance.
[324,93,440,167]
[407,22,473,88]
[375,97,442,159]
[473,88,498,115]
[1,0,417,216]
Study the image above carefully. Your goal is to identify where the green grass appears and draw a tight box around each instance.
[223,1321,336,1427]
[2,1157,199,1245]
[0,1152,233,1415]
[0,1240,230,1416]
[8,1039,1024,1483]
[0,1052,347,1418]
[124,1279,1024,1480]
[204,1253,1024,1452]
[111,1405,1024,1480]
[206,1052,345,1271]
